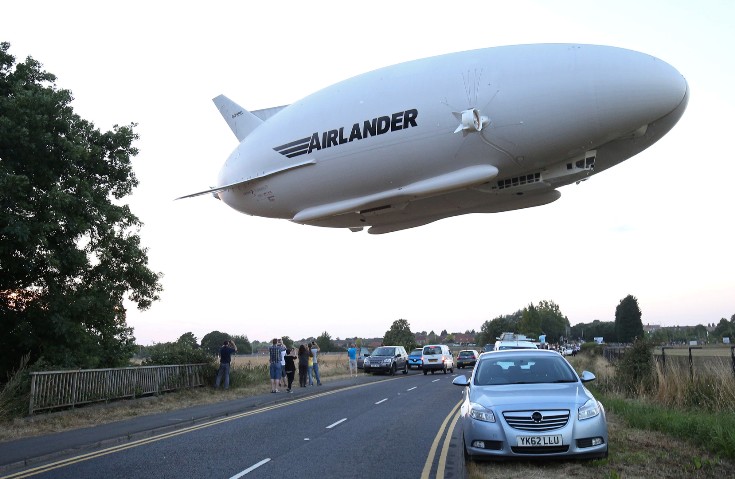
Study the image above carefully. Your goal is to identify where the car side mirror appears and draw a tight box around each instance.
[452,375,470,387]
[579,371,597,383]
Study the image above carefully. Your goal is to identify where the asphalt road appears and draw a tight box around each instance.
[0,371,468,479]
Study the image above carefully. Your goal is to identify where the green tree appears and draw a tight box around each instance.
[615,295,643,343]
[476,311,522,347]
[0,43,162,377]
[200,331,230,355]
[231,334,252,354]
[176,332,199,349]
[316,331,336,352]
[383,319,416,351]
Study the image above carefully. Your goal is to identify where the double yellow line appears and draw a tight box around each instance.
[1,385,368,479]
[421,399,462,479]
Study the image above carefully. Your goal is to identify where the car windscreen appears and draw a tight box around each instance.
[473,357,577,385]
[409,349,422,356]
[372,347,395,356]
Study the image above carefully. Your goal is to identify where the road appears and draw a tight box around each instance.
[0,371,468,479]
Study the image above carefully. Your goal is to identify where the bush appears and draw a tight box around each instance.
[614,338,656,396]
[142,343,214,366]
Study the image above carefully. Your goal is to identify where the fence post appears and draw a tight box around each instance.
[688,346,701,379]
[660,347,668,376]
[28,373,37,416]
[731,346,734,379]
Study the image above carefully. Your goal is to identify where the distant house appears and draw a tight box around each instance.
[643,324,661,334]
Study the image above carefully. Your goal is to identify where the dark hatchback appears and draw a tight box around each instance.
[456,350,479,369]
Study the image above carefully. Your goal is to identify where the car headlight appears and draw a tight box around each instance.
[578,398,601,420]
[469,402,496,423]
[383,358,392,364]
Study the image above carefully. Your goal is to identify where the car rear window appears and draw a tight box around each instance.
[423,346,442,355]
[459,351,474,357]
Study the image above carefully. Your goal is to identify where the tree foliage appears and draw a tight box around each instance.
[200,331,230,356]
[615,294,644,343]
[383,319,416,351]
[0,43,162,377]
[316,331,338,352]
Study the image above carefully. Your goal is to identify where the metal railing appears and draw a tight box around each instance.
[29,364,208,415]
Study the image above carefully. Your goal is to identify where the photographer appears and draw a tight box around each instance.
[215,340,237,389]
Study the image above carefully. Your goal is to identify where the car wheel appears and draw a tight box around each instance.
[390,364,396,376]
[423,370,428,375]
[431,370,435,374]
[403,363,408,374]
[450,367,454,373]
[443,366,447,374]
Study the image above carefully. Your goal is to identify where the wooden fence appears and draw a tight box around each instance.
[29,364,209,415]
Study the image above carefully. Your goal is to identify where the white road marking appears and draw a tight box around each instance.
[432,379,440,383]
[229,458,270,478]
[326,418,347,429]
[407,386,417,391]
[375,398,388,404]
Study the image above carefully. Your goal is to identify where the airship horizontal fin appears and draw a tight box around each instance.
[292,165,499,224]
[212,94,263,142]
[175,159,316,200]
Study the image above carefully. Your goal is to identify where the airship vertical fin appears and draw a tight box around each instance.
[212,94,263,142]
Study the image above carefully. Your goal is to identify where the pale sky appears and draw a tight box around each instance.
[3,1,733,345]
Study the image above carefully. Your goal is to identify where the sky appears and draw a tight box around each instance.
[2,1,733,345]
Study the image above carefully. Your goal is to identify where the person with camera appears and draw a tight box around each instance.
[310,341,322,386]
[215,340,237,389]
[269,338,286,393]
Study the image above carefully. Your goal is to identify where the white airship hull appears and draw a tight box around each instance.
[189,44,688,234]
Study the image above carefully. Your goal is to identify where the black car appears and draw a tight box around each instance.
[456,349,479,369]
[363,346,408,375]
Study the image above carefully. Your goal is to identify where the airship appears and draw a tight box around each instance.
[180,44,688,234]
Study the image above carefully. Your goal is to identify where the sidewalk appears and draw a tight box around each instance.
[0,375,370,475]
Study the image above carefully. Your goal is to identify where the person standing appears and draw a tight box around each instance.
[310,341,322,386]
[279,338,287,388]
[284,347,297,392]
[298,344,309,387]
[215,340,237,389]
[307,347,314,386]
[347,343,357,377]
[268,338,284,393]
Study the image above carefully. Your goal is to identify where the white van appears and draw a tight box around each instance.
[422,344,454,375]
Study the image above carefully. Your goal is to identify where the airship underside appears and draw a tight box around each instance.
[181,44,688,234]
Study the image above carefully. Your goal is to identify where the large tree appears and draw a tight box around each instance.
[0,43,162,377]
[383,319,416,351]
[615,294,644,343]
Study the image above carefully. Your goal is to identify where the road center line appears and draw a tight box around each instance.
[407,387,417,391]
[326,418,347,429]
[375,398,388,404]
[229,458,270,478]
[432,379,440,383]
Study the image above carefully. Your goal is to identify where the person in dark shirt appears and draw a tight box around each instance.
[284,347,297,392]
[215,340,237,389]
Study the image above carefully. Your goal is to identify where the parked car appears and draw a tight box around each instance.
[357,347,371,369]
[363,346,408,375]
[408,348,423,369]
[494,340,538,351]
[453,349,608,460]
[456,349,479,369]
[422,344,454,375]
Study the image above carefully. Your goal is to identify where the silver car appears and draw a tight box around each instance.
[453,349,608,460]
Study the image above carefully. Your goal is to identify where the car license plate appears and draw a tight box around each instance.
[428,359,437,362]
[516,435,562,447]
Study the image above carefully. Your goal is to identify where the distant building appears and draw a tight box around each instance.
[643,324,661,334]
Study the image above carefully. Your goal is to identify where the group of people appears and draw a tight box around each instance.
[269,338,323,393]
[215,338,361,392]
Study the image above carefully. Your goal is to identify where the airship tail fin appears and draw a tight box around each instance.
[212,94,263,142]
